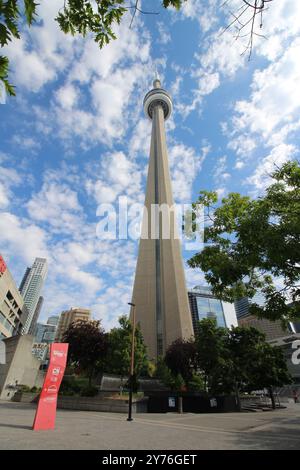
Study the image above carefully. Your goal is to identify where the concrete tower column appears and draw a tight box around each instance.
[131,79,194,361]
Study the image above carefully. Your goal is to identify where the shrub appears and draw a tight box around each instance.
[18,384,31,392]
[80,386,98,397]
[188,374,205,392]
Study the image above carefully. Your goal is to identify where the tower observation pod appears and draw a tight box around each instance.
[131,79,194,361]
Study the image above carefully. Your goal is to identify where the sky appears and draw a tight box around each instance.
[0,0,299,330]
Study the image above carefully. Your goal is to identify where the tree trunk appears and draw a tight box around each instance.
[269,387,276,410]
[88,368,93,387]
[235,382,241,412]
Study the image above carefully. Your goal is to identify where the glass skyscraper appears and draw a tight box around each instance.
[188,286,238,334]
[19,258,48,334]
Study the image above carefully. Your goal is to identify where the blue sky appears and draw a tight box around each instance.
[0,0,300,330]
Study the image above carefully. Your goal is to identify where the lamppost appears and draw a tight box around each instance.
[127,302,136,422]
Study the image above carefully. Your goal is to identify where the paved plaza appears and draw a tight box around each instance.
[0,401,300,450]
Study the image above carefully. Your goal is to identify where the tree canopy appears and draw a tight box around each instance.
[164,338,197,384]
[163,319,292,401]
[188,161,300,326]
[62,319,108,385]
[105,315,149,380]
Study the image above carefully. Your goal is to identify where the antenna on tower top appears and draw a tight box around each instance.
[153,63,161,89]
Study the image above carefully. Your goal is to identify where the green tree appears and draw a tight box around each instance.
[194,318,229,394]
[226,326,292,409]
[248,341,292,409]
[164,338,197,384]
[155,357,185,391]
[188,161,300,326]
[62,319,108,386]
[225,326,267,409]
[192,320,292,408]
[105,315,148,384]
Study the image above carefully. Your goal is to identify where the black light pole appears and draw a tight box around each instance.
[127,302,136,422]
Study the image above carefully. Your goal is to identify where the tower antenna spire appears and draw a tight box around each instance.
[153,63,161,89]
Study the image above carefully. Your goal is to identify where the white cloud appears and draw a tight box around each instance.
[0,212,49,263]
[26,181,83,234]
[0,184,9,208]
[129,118,151,159]
[5,0,76,92]
[85,151,143,205]
[169,143,209,202]
[55,84,78,110]
[181,0,219,33]
[226,36,300,188]
[246,143,297,191]
[157,22,171,45]
[213,155,231,183]
[234,161,245,170]
[0,160,23,208]
[11,135,41,152]
[69,16,150,83]
[233,39,300,140]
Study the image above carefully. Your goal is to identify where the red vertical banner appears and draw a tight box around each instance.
[0,255,7,274]
[33,343,68,431]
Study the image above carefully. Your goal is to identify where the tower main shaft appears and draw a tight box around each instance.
[132,79,193,360]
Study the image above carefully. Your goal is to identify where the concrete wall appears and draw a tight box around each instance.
[13,392,148,413]
[0,335,42,400]
[0,265,25,338]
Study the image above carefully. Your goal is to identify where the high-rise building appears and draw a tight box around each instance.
[188,286,238,335]
[234,292,265,319]
[19,258,48,334]
[55,307,91,342]
[28,296,44,336]
[131,79,194,360]
[235,294,292,341]
[0,254,28,339]
[32,315,59,361]
[47,315,59,326]
[34,323,48,343]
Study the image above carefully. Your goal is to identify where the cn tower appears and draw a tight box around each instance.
[131,78,193,361]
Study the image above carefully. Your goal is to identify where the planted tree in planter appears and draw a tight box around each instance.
[194,318,229,394]
[246,341,292,409]
[165,338,197,384]
[62,319,108,387]
[105,315,149,390]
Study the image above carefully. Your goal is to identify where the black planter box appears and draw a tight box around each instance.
[145,391,239,413]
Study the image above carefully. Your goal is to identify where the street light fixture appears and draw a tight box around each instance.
[127,302,136,422]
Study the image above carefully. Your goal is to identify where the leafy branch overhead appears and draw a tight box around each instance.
[0,0,38,95]
[0,0,187,96]
[1,0,274,97]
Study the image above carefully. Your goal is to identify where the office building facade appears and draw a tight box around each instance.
[20,258,48,334]
[28,296,44,336]
[32,315,59,361]
[0,255,28,340]
[235,294,293,341]
[188,286,238,335]
[55,307,91,342]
